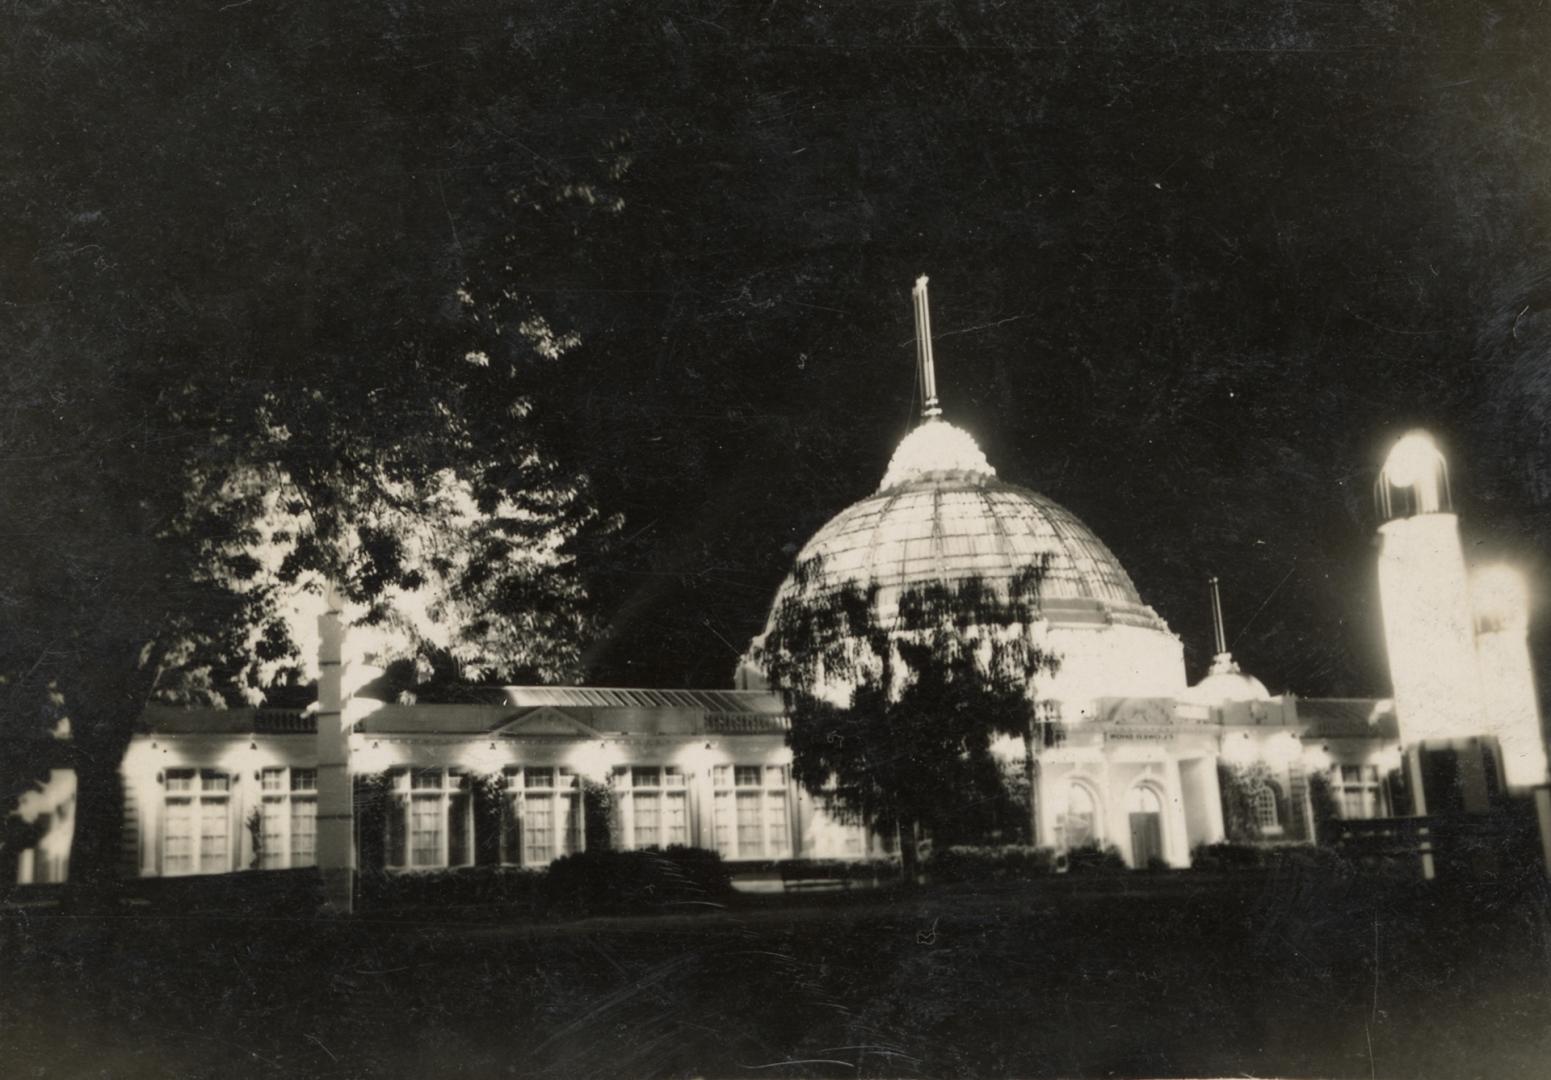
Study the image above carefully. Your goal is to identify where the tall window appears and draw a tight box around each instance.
[385,768,472,870]
[1335,764,1383,820]
[1252,784,1282,836]
[711,765,789,859]
[259,767,318,869]
[616,766,689,850]
[1057,780,1098,849]
[163,769,231,876]
[504,766,582,866]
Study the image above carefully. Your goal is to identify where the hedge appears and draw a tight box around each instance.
[928,845,1057,883]
[542,846,733,917]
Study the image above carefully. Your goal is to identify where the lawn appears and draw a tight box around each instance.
[3,872,1549,1078]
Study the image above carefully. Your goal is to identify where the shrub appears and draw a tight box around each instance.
[356,865,548,915]
[1064,843,1126,873]
[125,867,325,916]
[1190,841,1268,871]
[1191,841,1363,876]
[542,846,731,917]
[927,845,1057,883]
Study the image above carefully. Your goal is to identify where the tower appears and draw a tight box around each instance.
[1374,430,1486,747]
[1471,564,1548,788]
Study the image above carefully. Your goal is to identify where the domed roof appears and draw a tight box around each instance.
[766,419,1169,633]
[1183,653,1271,705]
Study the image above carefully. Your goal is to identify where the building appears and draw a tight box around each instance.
[8,281,1547,896]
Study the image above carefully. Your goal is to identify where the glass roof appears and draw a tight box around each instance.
[770,475,1163,628]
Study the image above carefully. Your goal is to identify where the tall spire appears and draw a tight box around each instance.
[912,275,942,420]
[1209,575,1228,655]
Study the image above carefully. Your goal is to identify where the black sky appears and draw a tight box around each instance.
[10,1,1551,702]
[513,3,1551,701]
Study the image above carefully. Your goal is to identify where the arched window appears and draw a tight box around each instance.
[1059,780,1099,849]
[1252,784,1282,836]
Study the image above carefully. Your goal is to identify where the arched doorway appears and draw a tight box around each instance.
[1058,779,1101,850]
[1126,784,1165,868]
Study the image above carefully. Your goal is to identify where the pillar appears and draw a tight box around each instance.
[316,585,356,913]
[1404,745,1435,881]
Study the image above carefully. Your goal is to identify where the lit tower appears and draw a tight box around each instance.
[1471,565,1549,788]
[1374,430,1486,747]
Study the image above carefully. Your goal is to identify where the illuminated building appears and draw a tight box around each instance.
[7,284,1546,896]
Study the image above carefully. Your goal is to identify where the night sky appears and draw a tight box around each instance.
[12,2,1551,701]
[521,3,1551,702]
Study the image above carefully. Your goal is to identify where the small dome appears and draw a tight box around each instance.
[880,418,996,490]
[1184,653,1270,704]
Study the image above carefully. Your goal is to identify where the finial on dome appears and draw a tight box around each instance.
[1209,575,1228,656]
[1204,575,1249,677]
[912,275,942,420]
[1185,574,1272,703]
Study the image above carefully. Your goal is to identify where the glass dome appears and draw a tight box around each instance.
[766,420,1168,633]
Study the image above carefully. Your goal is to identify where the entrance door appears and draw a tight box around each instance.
[1126,785,1164,868]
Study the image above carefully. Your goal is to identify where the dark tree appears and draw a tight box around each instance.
[761,560,1059,880]
[0,0,628,894]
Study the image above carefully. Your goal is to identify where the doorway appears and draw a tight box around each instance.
[1126,784,1164,868]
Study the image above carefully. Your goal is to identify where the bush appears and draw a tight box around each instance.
[542,846,732,917]
[124,867,325,916]
[928,845,1057,884]
[1190,841,1268,872]
[356,865,547,915]
[1191,842,1363,876]
[1264,844,1351,876]
[1064,843,1126,873]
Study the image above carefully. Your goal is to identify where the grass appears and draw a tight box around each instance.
[3,871,1549,1078]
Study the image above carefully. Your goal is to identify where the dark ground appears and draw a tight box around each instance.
[3,874,1549,1079]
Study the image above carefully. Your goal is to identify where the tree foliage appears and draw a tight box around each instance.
[760,558,1059,874]
[0,0,628,888]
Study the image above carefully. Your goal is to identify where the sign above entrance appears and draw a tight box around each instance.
[1105,728,1176,743]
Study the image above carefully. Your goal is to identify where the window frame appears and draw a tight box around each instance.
[1334,763,1384,820]
[257,766,319,870]
[1057,778,1101,851]
[503,765,583,867]
[710,764,791,860]
[1251,783,1283,837]
[161,768,234,877]
[615,765,690,852]
[385,767,475,871]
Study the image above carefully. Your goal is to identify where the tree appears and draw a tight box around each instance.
[0,0,629,895]
[760,558,1059,880]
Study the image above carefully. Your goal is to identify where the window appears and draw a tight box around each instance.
[163,769,232,876]
[1252,784,1282,836]
[258,767,318,869]
[616,766,689,851]
[711,765,790,859]
[385,768,472,870]
[504,766,582,866]
[1335,764,1383,820]
[1057,781,1098,849]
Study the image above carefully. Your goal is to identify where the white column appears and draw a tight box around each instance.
[1203,757,1226,844]
[1163,756,1191,868]
[316,584,356,913]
